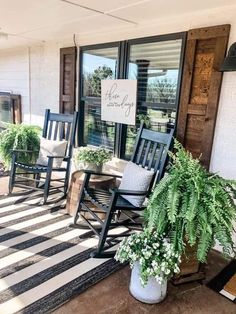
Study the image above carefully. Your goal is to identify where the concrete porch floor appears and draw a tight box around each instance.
[0,176,235,314]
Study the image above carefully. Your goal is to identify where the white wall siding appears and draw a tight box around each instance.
[29,43,60,127]
[0,43,61,127]
[0,47,30,123]
[210,72,236,180]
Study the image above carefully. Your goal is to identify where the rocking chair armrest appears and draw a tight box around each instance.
[110,187,148,196]
[83,169,122,178]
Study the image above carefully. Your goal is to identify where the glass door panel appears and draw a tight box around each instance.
[81,45,119,150]
[124,39,183,158]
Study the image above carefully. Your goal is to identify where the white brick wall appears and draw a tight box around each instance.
[0,43,62,127]
[29,43,61,127]
[0,47,30,123]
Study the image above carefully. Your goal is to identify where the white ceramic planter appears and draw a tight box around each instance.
[129,261,167,304]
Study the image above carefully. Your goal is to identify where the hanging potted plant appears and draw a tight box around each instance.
[145,141,236,278]
[73,146,112,174]
[115,229,181,304]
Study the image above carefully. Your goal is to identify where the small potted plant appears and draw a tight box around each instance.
[145,140,236,277]
[115,229,181,304]
[73,146,112,173]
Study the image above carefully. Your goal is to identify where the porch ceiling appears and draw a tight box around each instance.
[0,0,235,49]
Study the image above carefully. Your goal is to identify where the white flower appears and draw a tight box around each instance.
[152,260,158,267]
[155,275,164,284]
[174,265,180,273]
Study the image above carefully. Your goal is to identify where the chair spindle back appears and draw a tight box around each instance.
[131,122,174,189]
[42,109,78,157]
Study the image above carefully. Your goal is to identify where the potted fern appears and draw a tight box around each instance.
[0,123,40,168]
[145,141,236,278]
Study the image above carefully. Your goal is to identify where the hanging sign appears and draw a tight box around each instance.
[101,79,137,125]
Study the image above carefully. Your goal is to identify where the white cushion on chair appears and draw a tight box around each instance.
[119,161,154,207]
[36,137,67,168]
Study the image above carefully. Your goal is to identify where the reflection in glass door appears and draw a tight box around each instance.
[124,39,183,158]
[81,45,119,150]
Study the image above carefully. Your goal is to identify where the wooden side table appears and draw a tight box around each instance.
[66,170,116,217]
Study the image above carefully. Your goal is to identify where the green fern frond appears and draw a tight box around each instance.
[145,139,236,263]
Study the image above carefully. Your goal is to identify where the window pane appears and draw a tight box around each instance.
[0,95,11,124]
[82,47,118,97]
[81,46,119,150]
[125,39,182,158]
[83,99,115,150]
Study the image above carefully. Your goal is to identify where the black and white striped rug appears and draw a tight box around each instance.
[0,191,123,314]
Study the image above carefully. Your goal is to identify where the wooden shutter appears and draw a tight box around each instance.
[177,25,230,169]
[59,47,76,114]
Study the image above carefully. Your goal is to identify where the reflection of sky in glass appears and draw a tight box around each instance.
[83,53,117,75]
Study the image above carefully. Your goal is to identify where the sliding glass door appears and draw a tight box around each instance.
[79,33,186,157]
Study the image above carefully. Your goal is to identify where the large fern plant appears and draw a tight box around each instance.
[145,141,236,263]
[0,123,41,167]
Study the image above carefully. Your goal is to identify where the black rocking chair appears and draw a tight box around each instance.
[9,109,78,203]
[72,123,174,258]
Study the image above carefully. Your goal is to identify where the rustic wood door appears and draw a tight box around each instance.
[59,47,76,114]
[177,25,230,169]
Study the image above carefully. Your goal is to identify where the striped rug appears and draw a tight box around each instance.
[0,191,123,314]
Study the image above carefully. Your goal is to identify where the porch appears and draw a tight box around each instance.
[0,0,236,313]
